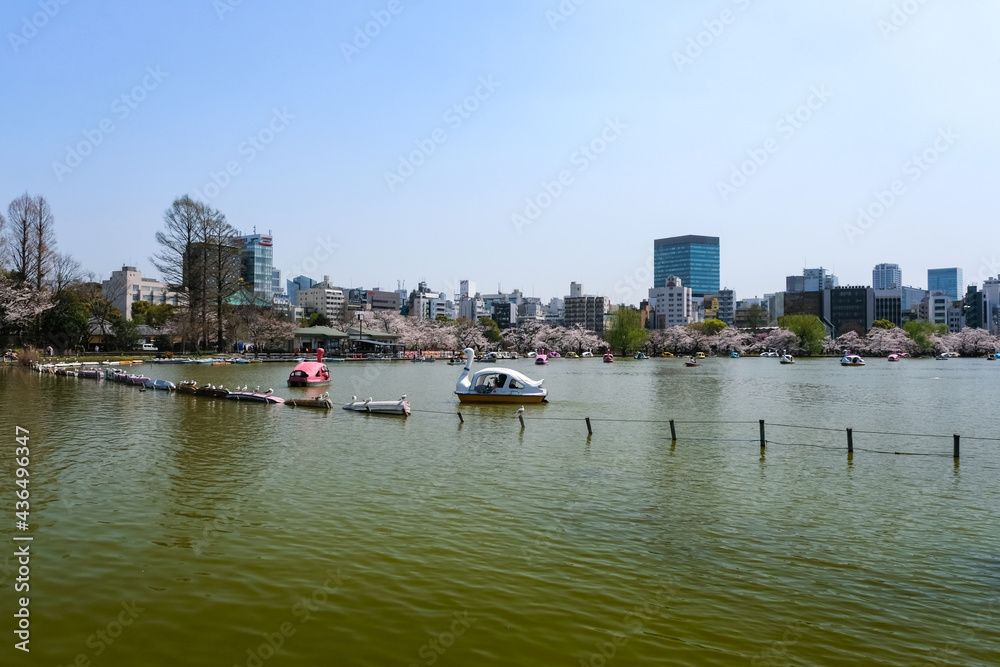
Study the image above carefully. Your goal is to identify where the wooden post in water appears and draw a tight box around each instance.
[847,428,853,454]
[457,412,464,424]
[585,417,592,435]
[953,434,960,459]
[518,414,525,430]
[669,419,676,441]
[759,420,766,449]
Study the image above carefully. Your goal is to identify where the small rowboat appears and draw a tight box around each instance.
[176,381,198,394]
[342,395,410,416]
[286,392,334,409]
[684,358,700,367]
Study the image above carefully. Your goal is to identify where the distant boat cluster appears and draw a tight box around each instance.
[28,358,409,415]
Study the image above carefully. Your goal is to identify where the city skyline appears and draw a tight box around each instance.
[4,1,999,301]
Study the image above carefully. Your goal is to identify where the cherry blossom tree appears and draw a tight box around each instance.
[452,319,488,352]
[865,326,914,356]
[759,328,799,355]
[660,326,694,354]
[944,328,999,356]
[0,278,53,343]
[832,331,864,356]
[714,326,753,355]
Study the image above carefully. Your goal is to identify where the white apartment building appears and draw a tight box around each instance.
[649,276,695,328]
[102,265,179,320]
[297,276,346,323]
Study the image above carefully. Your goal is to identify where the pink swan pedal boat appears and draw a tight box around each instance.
[288,348,332,387]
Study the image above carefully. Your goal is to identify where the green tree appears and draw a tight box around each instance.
[434,313,452,322]
[904,320,948,354]
[39,287,89,353]
[605,307,649,356]
[870,319,895,330]
[478,316,503,345]
[690,319,727,336]
[79,283,121,343]
[131,300,152,325]
[304,312,331,328]
[112,317,140,352]
[147,303,177,328]
[778,314,828,356]
[746,304,768,331]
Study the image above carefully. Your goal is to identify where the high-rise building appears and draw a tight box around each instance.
[297,276,345,323]
[564,284,608,333]
[491,302,513,330]
[901,286,926,312]
[648,276,694,328]
[982,277,1000,334]
[286,275,316,307]
[803,268,838,291]
[237,232,274,302]
[874,288,902,326]
[928,268,962,300]
[102,266,179,320]
[785,275,806,293]
[368,290,401,312]
[271,268,281,296]
[827,286,874,336]
[653,235,720,298]
[872,263,901,290]
[964,286,988,330]
[717,289,736,325]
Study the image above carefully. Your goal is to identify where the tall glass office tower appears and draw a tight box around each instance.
[928,267,962,300]
[237,232,274,301]
[872,263,901,290]
[653,235,720,297]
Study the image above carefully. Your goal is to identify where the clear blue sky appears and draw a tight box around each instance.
[3,0,998,304]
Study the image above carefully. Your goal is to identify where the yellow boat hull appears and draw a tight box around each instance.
[456,393,547,404]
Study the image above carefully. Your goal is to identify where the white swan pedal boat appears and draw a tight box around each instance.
[454,348,547,404]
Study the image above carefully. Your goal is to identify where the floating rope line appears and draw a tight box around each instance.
[766,439,956,457]
[765,439,846,451]
[768,423,845,433]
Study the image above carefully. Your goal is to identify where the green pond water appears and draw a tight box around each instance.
[1,357,998,666]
